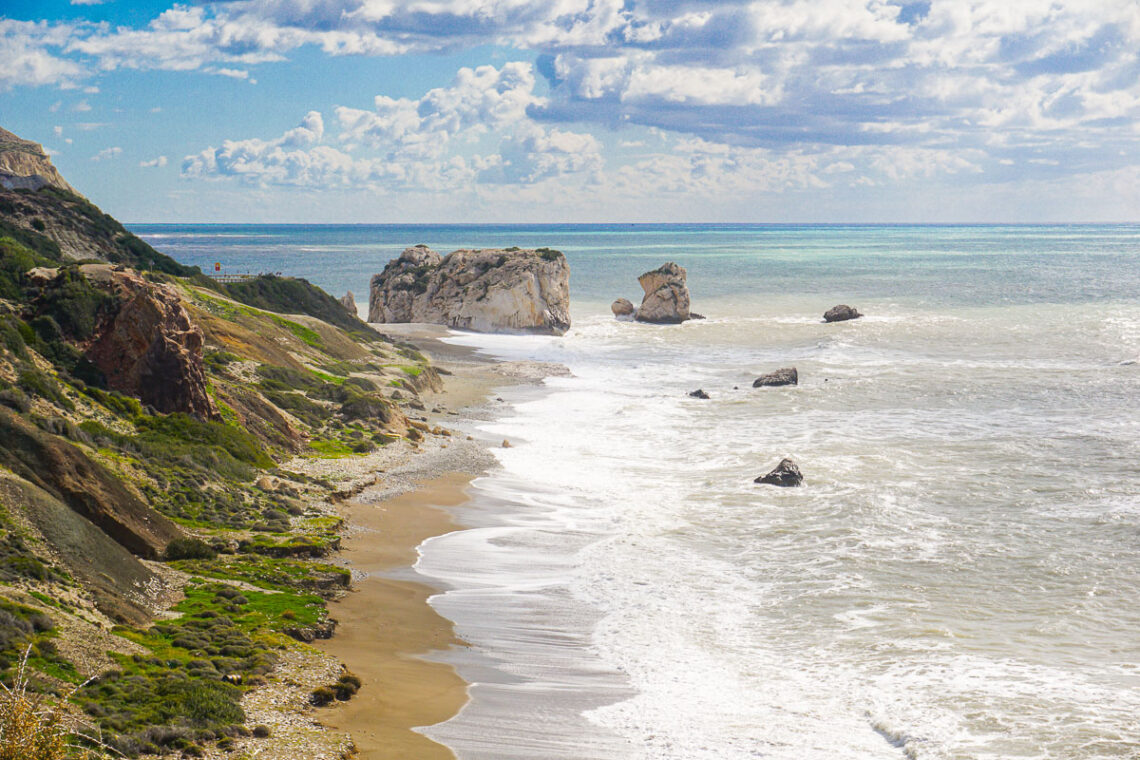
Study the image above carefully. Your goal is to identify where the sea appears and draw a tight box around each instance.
[135,224,1140,760]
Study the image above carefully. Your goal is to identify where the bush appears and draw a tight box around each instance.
[310,686,336,706]
[252,724,271,738]
[0,649,69,760]
[164,538,217,561]
[256,365,320,392]
[32,265,114,341]
[0,388,30,413]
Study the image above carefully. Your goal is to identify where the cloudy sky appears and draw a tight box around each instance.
[2,0,1139,222]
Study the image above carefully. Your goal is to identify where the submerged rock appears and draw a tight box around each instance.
[635,262,692,324]
[688,389,710,399]
[369,246,570,335]
[753,367,798,387]
[754,458,803,487]
[611,298,635,319]
[823,304,862,322]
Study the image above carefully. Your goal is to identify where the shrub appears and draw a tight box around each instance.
[252,724,271,738]
[310,686,335,706]
[0,650,68,760]
[164,538,217,562]
[256,365,320,392]
[0,388,30,413]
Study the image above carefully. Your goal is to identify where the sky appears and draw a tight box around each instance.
[1,0,1139,223]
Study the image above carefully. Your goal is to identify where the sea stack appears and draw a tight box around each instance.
[634,262,693,324]
[340,290,357,315]
[369,246,570,335]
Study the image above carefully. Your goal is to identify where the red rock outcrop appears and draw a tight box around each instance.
[81,265,218,419]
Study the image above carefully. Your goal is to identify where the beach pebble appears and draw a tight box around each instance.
[502,439,512,448]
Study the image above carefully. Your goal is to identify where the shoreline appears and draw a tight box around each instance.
[315,473,473,760]
[311,323,552,759]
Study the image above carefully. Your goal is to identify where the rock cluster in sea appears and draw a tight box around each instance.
[369,246,571,335]
[612,261,702,323]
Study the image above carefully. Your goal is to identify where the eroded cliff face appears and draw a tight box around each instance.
[87,266,217,419]
[29,264,218,419]
[0,408,181,561]
[369,246,571,335]
[0,127,76,194]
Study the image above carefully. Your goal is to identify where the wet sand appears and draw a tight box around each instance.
[315,473,473,759]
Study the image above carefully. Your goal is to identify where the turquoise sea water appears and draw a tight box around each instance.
[134,224,1140,313]
[138,224,1140,759]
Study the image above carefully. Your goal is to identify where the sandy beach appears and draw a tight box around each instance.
[311,324,565,758]
[316,474,472,760]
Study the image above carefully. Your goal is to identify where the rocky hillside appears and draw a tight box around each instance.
[0,127,449,757]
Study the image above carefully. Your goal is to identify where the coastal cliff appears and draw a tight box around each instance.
[0,127,75,195]
[0,127,457,758]
[369,245,571,335]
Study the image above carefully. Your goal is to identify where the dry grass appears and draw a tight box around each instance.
[0,647,114,760]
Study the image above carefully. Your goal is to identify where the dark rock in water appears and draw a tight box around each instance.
[689,312,706,320]
[611,298,635,319]
[753,367,798,387]
[688,389,710,399]
[754,458,803,487]
[823,304,862,322]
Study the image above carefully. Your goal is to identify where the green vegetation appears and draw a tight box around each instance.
[0,236,52,301]
[536,247,563,262]
[32,186,198,277]
[219,275,374,335]
[168,554,348,595]
[0,598,66,685]
[32,265,115,341]
[163,538,217,562]
[73,579,331,755]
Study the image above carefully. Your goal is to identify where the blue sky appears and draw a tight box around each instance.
[2,0,1139,223]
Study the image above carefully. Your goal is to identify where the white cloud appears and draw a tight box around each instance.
[0,20,84,90]
[91,146,122,161]
[70,0,108,5]
[140,155,168,167]
[208,67,255,82]
[72,99,92,112]
[6,0,1138,210]
[186,63,603,190]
